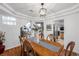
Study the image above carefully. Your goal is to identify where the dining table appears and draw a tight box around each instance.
[26,36,64,56]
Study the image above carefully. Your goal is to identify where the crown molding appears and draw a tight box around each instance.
[0,5,15,16]
[46,4,79,19]
[2,3,27,17]
[0,4,27,19]
[2,3,40,19]
[0,3,79,20]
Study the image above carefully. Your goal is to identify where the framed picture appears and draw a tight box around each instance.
[46,24,52,31]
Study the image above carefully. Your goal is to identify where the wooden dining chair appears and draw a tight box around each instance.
[58,45,64,56]
[47,34,55,42]
[65,41,75,56]
[59,41,75,56]
[19,36,25,56]
[59,33,64,39]
[39,32,44,40]
[23,39,37,56]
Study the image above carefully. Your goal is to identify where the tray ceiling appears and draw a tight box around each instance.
[6,3,77,17]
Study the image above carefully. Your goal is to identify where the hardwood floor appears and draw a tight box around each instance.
[0,46,21,56]
[0,44,78,56]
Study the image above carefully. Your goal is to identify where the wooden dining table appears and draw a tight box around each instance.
[26,37,64,56]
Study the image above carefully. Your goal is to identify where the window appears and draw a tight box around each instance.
[2,16,16,25]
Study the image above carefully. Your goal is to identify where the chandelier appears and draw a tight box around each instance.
[39,3,47,17]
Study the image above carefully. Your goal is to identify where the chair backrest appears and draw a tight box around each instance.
[47,34,54,41]
[24,40,32,51]
[19,36,26,47]
[59,33,64,39]
[19,36,26,55]
[23,39,36,55]
[58,46,64,56]
[38,32,44,40]
[65,41,75,56]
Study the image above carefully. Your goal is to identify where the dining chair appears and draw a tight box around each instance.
[19,36,25,56]
[58,45,64,56]
[65,41,75,56]
[59,33,64,39]
[23,38,38,56]
[59,41,75,56]
[47,34,55,41]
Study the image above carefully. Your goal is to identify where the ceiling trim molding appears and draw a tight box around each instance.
[0,5,15,16]
[2,4,27,17]
[0,4,27,19]
[0,3,79,20]
[46,4,79,19]
[2,3,36,19]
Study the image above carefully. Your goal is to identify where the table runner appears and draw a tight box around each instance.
[29,37,60,52]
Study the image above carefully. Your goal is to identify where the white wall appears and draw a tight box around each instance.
[64,13,79,53]
[0,16,28,50]
[30,19,54,38]
[54,12,79,53]
[1,11,79,53]
[44,20,54,38]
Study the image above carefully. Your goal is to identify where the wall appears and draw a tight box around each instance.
[30,19,54,39]
[64,12,79,53]
[44,19,54,38]
[0,10,79,53]
[0,16,29,50]
[54,12,79,53]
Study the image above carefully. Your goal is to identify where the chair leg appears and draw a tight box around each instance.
[20,46,24,56]
[21,48,23,56]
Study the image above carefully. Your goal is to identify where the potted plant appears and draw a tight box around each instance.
[0,31,5,54]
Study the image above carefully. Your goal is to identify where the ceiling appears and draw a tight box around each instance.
[0,9,12,16]
[7,3,77,17]
[0,3,77,18]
